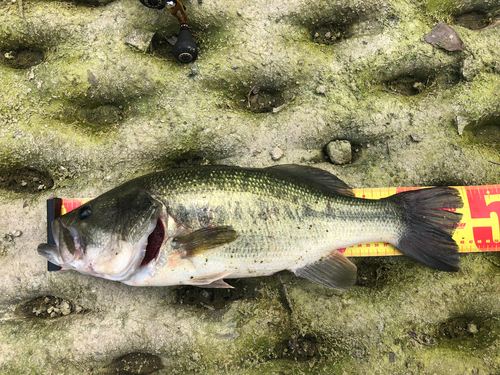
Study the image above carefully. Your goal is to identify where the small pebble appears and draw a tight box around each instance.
[272,103,286,113]
[60,301,72,316]
[167,36,178,46]
[468,323,478,334]
[316,85,328,96]
[189,65,199,77]
[410,134,423,142]
[10,230,22,237]
[389,352,395,363]
[271,147,284,161]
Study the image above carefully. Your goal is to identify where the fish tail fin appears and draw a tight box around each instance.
[386,187,463,272]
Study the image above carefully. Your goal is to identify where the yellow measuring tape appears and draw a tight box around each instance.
[58,184,500,257]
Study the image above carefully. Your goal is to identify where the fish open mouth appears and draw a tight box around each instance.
[141,218,165,267]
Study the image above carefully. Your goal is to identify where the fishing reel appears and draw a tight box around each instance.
[139,0,198,63]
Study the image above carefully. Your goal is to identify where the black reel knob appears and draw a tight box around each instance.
[139,0,168,9]
[173,26,198,63]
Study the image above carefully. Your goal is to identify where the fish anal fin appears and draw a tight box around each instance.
[184,272,234,289]
[292,250,357,291]
[266,164,354,197]
[172,226,238,258]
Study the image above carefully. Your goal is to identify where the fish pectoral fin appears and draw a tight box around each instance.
[291,250,357,291]
[184,272,234,289]
[172,226,238,258]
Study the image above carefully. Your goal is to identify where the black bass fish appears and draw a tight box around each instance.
[38,165,463,291]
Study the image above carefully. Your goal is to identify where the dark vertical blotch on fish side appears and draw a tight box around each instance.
[386,187,463,271]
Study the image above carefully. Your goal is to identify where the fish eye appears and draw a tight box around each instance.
[78,205,92,220]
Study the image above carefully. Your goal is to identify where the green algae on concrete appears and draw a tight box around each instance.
[1,0,500,373]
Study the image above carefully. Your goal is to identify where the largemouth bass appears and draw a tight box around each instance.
[38,165,463,291]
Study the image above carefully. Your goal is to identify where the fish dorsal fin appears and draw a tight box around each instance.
[172,226,238,258]
[267,164,354,197]
[291,250,357,291]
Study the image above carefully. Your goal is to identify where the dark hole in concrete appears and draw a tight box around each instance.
[454,12,491,30]
[353,257,409,289]
[437,317,477,339]
[245,87,287,113]
[0,48,44,69]
[0,167,54,193]
[383,70,461,97]
[355,261,391,288]
[431,315,500,349]
[151,33,176,62]
[57,103,127,134]
[174,279,252,310]
[312,24,351,44]
[77,104,125,126]
[461,117,500,152]
[350,142,363,163]
[385,75,427,96]
[103,352,164,375]
[15,295,84,319]
[70,0,116,6]
[287,334,318,360]
[269,332,320,362]
[472,122,500,146]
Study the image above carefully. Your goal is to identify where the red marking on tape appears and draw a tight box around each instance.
[466,187,500,250]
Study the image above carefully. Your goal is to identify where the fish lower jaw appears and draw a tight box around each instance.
[69,218,163,283]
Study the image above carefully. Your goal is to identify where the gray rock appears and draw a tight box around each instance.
[326,140,352,164]
[124,29,155,53]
